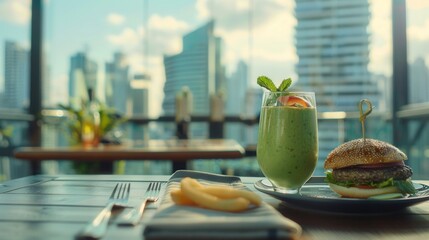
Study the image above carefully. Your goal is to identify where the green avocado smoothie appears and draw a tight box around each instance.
[257,105,318,191]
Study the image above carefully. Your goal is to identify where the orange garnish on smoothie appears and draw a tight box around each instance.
[278,96,311,107]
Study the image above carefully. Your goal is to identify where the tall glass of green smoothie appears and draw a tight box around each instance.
[257,91,318,193]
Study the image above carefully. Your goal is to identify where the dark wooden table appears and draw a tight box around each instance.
[14,139,245,174]
[0,174,428,240]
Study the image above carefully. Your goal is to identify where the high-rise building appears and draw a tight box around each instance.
[226,60,248,115]
[244,87,263,142]
[162,20,226,117]
[105,52,129,114]
[129,73,150,117]
[408,58,429,178]
[224,60,250,144]
[68,52,98,105]
[409,57,429,104]
[294,0,380,173]
[4,41,29,109]
[127,73,151,140]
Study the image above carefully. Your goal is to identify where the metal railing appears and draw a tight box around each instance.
[1,106,429,179]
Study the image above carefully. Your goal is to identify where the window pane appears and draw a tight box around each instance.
[0,0,31,110]
[405,0,429,179]
[0,0,31,180]
[407,1,429,104]
[41,0,429,179]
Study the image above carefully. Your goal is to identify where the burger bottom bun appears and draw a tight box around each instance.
[328,183,399,199]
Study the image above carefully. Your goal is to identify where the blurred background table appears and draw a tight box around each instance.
[14,139,245,174]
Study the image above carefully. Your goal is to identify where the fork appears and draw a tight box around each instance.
[118,182,162,226]
[76,182,130,239]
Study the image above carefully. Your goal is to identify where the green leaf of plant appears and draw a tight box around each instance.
[257,76,277,92]
[277,78,292,92]
[57,101,127,144]
[1,126,14,137]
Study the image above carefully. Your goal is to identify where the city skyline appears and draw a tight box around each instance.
[1,0,429,117]
[3,37,428,113]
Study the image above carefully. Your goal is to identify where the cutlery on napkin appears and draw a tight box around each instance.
[143,170,302,240]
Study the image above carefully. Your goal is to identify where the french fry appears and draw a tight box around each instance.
[180,177,250,212]
[202,186,261,206]
[170,188,195,206]
[185,177,204,189]
[170,177,262,212]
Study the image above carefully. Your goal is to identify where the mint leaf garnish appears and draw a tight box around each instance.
[278,78,292,92]
[257,76,294,106]
[257,76,293,93]
[257,76,277,92]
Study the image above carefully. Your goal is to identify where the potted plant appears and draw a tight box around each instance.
[59,99,126,147]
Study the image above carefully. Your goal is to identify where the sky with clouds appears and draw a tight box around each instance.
[0,0,428,117]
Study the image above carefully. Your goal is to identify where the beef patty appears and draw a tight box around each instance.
[332,165,413,184]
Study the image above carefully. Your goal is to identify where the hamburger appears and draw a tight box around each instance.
[324,138,416,198]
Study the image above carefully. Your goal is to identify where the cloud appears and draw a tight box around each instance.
[149,14,188,32]
[107,15,188,54]
[195,0,210,19]
[407,0,429,10]
[408,19,429,41]
[368,0,429,75]
[196,0,287,31]
[147,15,189,55]
[407,19,429,63]
[405,0,429,63]
[107,13,125,26]
[0,0,30,25]
[106,15,190,117]
[195,0,296,86]
[368,0,429,76]
[107,27,143,49]
[368,0,392,76]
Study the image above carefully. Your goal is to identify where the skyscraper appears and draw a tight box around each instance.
[224,60,250,144]
[294,0,380,173]
[129,73,150,117]
[68,52,98,105]
[409,57,429,104]
[128,73,151,140]
[407,57,429,178]
[4,41,29,109]
[162,20,226,117]
[105,52,130,114]
[226,60,248,115]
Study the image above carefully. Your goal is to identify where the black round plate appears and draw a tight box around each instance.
[254,177,429,214]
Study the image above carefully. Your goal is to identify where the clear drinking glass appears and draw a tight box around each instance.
[257,91,318,193]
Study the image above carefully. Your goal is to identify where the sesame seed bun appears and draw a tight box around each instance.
[328,183,399,199]
[324,138,407,170]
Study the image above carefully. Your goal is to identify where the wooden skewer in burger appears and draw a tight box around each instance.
[324,99,417,199]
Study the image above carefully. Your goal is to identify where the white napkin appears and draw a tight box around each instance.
[144,170,302,240]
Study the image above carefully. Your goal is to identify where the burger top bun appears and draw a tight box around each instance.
[324,138,407,170]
